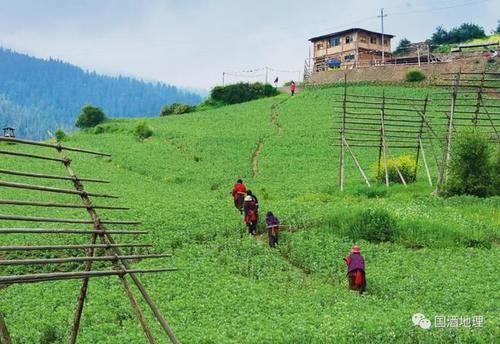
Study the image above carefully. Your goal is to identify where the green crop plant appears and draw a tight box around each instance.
[0,84,497,343]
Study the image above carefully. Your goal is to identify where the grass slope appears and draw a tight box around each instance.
[0,84,498,343]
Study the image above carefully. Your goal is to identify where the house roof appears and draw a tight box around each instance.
[309,28,395,42]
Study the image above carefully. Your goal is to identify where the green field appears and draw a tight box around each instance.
[0,84,499,343]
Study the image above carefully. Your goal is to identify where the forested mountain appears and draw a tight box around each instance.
[0,48,202,139]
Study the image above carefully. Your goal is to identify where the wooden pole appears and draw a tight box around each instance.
[414,96,429,179]
[119,275,157,344]
[0,269,177,285]
[0,137,111,157]
[0,150,67,163]
[0,180,119,198]
[0,244,152,251]
[57,150,157,344]
[394,163,407,186]
[420,139,433,186]
[343,138,371,187]
[0,214,139,225]
[437,69,460,190]
[0,312,11,344]
[480,107,500,140]
[417,45,421,66]
[99,232,181,344]
[0,168,110,183]
[472,71,485,126]
[0,254,171,266]
[380,92,389,186]
[339,73,347,191]
[0,228,147,235]
[0,199,129,210]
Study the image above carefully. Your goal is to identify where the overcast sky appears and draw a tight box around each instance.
[0,0,498,90]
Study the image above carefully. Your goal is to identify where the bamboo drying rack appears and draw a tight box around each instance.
[0,137,179,344]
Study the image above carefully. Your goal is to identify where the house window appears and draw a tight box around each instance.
[330,37,340,47]
[316,43,323,50]
[360,35,367,43]
[344,54,355,61]
[383,39,389,46]
[345,35,353,44]
[370,36,377,44]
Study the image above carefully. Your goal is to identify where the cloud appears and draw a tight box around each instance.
[0,0,498,88]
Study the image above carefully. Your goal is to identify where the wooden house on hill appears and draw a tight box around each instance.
[309,28,395,71]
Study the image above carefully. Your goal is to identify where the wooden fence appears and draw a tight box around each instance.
[333,70,499,192]
[0,137,179,344]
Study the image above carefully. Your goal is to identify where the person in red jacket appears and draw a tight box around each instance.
[344,245,366,294]
[231,179,246,213]
[290,81,296,96]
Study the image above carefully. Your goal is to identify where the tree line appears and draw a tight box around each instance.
[394,21,499,55]
[0,48,202,139]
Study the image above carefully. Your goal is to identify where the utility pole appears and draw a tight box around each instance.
[377,8,388,65]
[222,72,225,86]
[265,66,269,84]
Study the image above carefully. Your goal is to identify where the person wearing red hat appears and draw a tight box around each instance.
[344,245,366,294]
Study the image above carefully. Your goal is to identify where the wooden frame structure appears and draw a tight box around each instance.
[334,71,499,191]
[0,137,179,344]
[335,75,440,190]
[432,70,500,191]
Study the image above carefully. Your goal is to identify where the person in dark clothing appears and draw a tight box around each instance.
[231,179,247,213]
[290,81,296,96]
[344,245,366,294]
[265,212,280,248]
[243,195,258,235]
[246,190,259,216]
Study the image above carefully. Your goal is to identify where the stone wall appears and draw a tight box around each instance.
[307,56,496,85]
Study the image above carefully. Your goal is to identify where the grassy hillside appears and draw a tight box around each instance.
[0,84,498,343]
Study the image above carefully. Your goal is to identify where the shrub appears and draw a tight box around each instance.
[196,98,225,112]
[348,208,397,243]
[445,129,495,197]
[405,69,426,82]
[393,38,411,56]
[431,23,486,44]
[134,121,153,141]
[75,105,106,128]
[160,103,196,116]
[352,185,388,198]
[492,146,500,195]
[209,82,278,105]
[40,325,61,343]
[54,128,66,142]
[93,125,106,134]
[375,155,417,184]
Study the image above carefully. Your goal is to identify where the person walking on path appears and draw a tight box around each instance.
[265,212,280,248]
[344,245,366,294]
[289,81,296,96]
[243,194,258,235]
[231,179,247,213]
[246,190,259,219]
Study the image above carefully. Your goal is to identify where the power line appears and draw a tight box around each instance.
[391,0,493,16]
[307,0,493,38]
